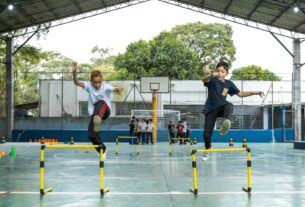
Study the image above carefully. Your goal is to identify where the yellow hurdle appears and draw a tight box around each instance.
[40,144,109,196]
[190,148,252,195]
[116,136,139,155]
[45,144,98,149]
[189,151,198,195]
[168,138,192,155]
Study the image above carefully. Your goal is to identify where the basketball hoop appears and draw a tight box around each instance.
[140,77,169,93]
[150,83,160,92]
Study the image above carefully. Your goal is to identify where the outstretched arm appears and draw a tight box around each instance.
[72,61,85,88]
[237,91,264,98]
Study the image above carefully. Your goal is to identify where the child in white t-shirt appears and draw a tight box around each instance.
[146,119,154,144]
[72,61,122,158]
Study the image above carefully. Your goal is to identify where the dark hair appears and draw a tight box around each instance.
[91,70,102,81]
[216,61,229,72]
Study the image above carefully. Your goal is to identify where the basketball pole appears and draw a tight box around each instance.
[152,90,157,143]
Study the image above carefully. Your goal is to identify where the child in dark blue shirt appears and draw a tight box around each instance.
[202,61,264,161]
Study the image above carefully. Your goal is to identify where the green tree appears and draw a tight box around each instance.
[170,22,236,74]
[149,31,201,79]
[90,45,117,80]
[231,65,281,81]
[113,40,151,79]
[0,26,51,117]
[39,51,74,79]
[14,46,48,106]
[0,43,49,116]
[114,32,201,80]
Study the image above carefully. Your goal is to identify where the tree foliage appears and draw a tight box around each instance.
[170,22,236,74]
[0,43,49,116]
[90,45,121,80]
[113,22,236,79]
[149,32,201,79]
[231,65,281,81]
[114,32,201,80]
[113,40,151,79]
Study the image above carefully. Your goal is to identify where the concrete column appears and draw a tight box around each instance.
[5,37,14,141]
[292,39,301,141]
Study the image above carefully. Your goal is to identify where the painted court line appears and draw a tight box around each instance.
[1,191,305,196]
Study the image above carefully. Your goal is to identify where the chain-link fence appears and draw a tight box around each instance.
[0,71,298,130]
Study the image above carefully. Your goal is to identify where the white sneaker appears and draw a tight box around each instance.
[220,119,231,136]
[93,115,101,132]
[202,153,209,161]
[103,149,107,161]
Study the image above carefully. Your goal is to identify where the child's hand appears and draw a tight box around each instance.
[72,61,78,72]
[257,91,264,97]
[115,87,123,95]
[212,71,219,77]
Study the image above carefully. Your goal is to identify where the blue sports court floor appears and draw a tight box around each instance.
[0,142,305,207]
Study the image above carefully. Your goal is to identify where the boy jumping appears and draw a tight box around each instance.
[202,61,264,161]
[72,61,122,159]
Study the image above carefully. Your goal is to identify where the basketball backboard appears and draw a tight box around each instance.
[140,76,169,93]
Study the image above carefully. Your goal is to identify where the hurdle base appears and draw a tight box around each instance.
[189,188,198,195]
[242,186,251,193]
[40,188,53,195]
[100,188,110,196]
[294,141,305,150]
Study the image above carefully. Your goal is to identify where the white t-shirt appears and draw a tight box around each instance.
[84,82,114,115]
[141,122,147,132]
[182,121,187,133]
[147,123,154,132]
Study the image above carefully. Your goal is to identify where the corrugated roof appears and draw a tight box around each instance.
[0,0,304,36]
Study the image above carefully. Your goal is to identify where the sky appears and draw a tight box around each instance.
[29,0,304,80]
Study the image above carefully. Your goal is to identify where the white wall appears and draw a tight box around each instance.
[39,80,303,117]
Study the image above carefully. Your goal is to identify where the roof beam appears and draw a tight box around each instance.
[41,0,59,19]
[99,0,106,7]
[269,5,291,25]
[294,9,305,30]
[224,0,233,13]
[247,0,264,18]
[72,0,84,13]
[17,6,38,25]
[0,16,12,28]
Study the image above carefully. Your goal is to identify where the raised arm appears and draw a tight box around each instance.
[237,91,264,98]
[202,71,218,83]
[72,61,85,88]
